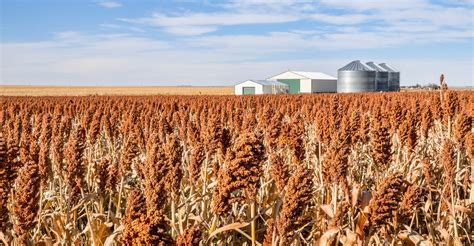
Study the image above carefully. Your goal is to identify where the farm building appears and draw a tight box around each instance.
[234,80,289,95]
[366,62,389,92]
[337,60,400,93]
[337,60,376,93]
[268,70,337,94]
[379,63,401,91]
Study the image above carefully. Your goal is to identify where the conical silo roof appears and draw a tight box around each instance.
[366,62,387,72]
[338,60,374,71]
[379,63,398,72]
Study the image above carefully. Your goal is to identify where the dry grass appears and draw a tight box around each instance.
[0,85,233,96]
[3,85,471,96]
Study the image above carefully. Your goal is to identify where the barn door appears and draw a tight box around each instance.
[242,87,255,95]
[277,79,300,94]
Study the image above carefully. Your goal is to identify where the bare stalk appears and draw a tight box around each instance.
[251,200,256,246]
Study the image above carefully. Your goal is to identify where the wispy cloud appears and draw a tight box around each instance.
[163,26,218,36]
[121,12,299,35]
[1,1,473,86]
[99,23,146,33]
[310,13,372,25]
[98,1,122,9]
[128,12,298,26]
[100,23,121,29]
[182,26,470,55]
[222,0,304,9]
[120,0,473,41]
[317,0,473,31]
[3,32,472,86]
[318,0,429,11]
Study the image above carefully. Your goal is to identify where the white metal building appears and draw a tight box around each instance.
[268,70,337,93]
[234,80,289,95]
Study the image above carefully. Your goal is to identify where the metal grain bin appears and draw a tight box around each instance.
[337,60,376,93]
[379,63,400,91]
[366,62,389,91]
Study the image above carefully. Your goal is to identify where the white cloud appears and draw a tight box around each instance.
[100,23,121,29]
[185,32,313,55]
[99,23,146,33]
[228,0,300,5]
[2,32,170,82]
[182,25,471,53]
[380,6,473,28]
[2,31,472,86]
[317,0,473,31]
[223,0,305,9]
[128,27,146,33]
[1,1,473,86]
[98,1,122,9]
[121,12,299,35]
[310,13,372,25]
[163,26,218,36]
[145,12,297,26]
[119,0,473,42]
[319,0,429,11]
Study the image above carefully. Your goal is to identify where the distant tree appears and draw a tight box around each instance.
[426,83,440,90]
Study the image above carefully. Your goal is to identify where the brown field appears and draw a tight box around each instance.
[0,85,234,96]
[1,91,473,245]
[2,85,472,97]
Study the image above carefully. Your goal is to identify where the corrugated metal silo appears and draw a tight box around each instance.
[379,63,400,91]
[337,60,376,93]
[366,62,389,91]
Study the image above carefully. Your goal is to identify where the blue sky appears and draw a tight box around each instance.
[1,0,473,86]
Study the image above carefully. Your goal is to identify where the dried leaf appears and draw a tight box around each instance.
[320,204,335,218]
[104,225,124,246]
[342,229,357,246]
[208,222,250,240]
[355,212,368,240]
[351,184,361,207]
[398,229,433,246]
[317,228,339,246]
[454,205,473,217]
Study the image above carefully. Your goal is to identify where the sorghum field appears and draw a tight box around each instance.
[0,90,473,245]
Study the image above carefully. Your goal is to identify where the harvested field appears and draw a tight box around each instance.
[0,90,473,245]
[0,85,234,96]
